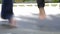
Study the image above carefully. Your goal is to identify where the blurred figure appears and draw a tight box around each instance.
[1,0,16,27]
[37,0,46,20]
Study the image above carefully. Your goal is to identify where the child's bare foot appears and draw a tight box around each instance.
[39,14,46,20]
[9,18,16,28]
[39,7,46,20]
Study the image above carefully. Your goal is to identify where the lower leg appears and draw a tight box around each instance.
[39,7,46,20]
[9,17,16,27]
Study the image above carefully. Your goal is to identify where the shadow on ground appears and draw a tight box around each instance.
[31,13,60,32]
[0,14,60,33]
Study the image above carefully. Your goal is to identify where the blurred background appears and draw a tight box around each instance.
[0,0,59,3]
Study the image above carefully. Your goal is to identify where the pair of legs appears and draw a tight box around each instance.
[1,0,46,27]
[1,0,16,27]
[37,0,46,20]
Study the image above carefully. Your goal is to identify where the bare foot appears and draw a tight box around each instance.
[39,14,46,20]
[9,18,16,27]
[39,7,46,20]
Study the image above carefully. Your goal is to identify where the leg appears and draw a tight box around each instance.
[9,17,16,27]
[39,7,46,20]
[1,0,16,27]
[37,0,46,20]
